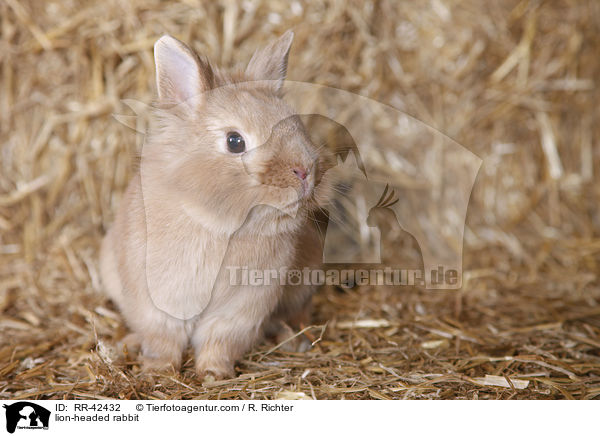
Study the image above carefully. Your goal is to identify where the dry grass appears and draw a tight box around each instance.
[1,0,600,400]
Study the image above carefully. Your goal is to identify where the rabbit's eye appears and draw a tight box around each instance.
[226,132,246,153]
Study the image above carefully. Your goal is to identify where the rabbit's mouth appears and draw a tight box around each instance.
[277,199,302,218]
[277,193,318,222]
[298,178,314,199]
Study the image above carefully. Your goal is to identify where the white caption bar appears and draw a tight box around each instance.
[0,400,593,435]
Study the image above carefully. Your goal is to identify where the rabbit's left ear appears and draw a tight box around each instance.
[154,35,214,105]
[245,30,294,93]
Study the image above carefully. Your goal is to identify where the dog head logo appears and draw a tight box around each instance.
[3,402,50,433]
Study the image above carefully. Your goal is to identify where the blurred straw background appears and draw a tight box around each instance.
[1,0,600,399]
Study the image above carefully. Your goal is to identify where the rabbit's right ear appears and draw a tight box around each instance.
[154,35,214,105]
[245,30,294,93]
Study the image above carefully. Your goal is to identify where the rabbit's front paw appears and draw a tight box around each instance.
[195,344,236,380]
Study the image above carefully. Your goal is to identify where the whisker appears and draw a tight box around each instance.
[317,203,358,237]
[308,210,327,244]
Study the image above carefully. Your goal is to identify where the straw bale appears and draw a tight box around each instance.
[1,0,599,399]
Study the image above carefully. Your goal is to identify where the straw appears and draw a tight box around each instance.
[1,0,599,399]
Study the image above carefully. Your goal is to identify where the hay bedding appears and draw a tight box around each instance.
[1,0,599,399]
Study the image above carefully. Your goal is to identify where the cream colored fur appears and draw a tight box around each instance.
[100,31,327,378]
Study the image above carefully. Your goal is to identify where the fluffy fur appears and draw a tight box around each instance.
[100,31,327,377]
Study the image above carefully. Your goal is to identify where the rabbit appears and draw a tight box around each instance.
[99,31,330,378]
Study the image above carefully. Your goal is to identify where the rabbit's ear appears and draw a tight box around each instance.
[245,30,294,92]
[154,35,214,104]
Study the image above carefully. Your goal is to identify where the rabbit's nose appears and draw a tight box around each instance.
[292,167,307,180]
